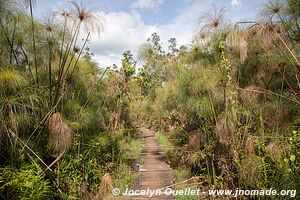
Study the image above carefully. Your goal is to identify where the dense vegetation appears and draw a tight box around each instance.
[134,0,300,198]
[0,1,141,199]
[0,0,299,199]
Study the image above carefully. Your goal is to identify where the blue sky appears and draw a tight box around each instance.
[35,0,267,68]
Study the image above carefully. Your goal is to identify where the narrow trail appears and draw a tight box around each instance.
[129,127,174,200]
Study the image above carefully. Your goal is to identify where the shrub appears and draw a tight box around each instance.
[0,164,53,199]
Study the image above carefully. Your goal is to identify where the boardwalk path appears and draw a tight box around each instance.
[129,127,174,200]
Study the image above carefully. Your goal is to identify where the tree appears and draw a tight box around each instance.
[167,38,179,57]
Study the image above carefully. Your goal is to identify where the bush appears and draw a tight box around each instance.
[0,164,53,199]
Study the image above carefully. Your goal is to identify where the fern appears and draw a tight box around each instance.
[0,164,53,199]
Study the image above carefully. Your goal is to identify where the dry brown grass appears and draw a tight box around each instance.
[108,106,125,130]
[239,155,266,188]
[99,173,113,200]
[267,140,291,162]
[264,105,288,128]
[240,85,265,103]
[244,135,258,154]
[239,35,248,62]
[218,157,236,189]
[215,118,235,145]
[245,23,273,47]
[245,22,286,48]
[97,114,106,129]
[188,129,206,150]
[48,112,73,153]
[211,85,224,105]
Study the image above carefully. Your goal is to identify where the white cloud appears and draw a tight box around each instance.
[90,0,214,68]
[131,0,165,10]
[231,0,242,7]
[90,11,157,67]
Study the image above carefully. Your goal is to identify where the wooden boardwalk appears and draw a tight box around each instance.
[128,128,174,200]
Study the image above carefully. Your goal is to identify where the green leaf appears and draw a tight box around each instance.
[290,155,296,162]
